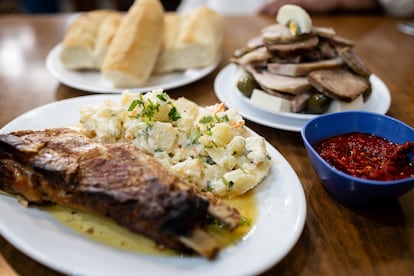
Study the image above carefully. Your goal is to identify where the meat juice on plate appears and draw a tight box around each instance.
[46,191,258,256]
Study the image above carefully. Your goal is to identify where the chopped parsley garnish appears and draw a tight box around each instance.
[206,180,213,192]
[199,116,213,124]
[168,106,181,121]
[127,93,182,125]
[240,216,252,227]
[156,92,169,102]
[222,176,234,191]
[206,216,225,228]
[215,114,230,123]
[188,127,202,146]
[201,155,216,165]
[128,99,140,111]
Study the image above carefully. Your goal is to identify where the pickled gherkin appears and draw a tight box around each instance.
[307,93,332,114]
[236,72,258,97]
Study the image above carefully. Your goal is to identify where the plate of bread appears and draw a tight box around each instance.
[46,1,223,93]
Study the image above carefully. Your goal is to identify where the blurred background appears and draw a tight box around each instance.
[0,0,181,14]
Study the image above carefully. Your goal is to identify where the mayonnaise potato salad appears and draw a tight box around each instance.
[78,90,272,198]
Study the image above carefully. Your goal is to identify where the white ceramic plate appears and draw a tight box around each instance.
[214,64,391,132]
[46,44,220,93]
[0,95,306,276]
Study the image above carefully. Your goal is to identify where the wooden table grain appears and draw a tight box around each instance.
[0,13,413,276]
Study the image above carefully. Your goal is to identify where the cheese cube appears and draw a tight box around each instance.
[250,89,291,113]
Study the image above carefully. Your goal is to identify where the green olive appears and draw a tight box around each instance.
[237,74,257,97]
[307,93,332,114]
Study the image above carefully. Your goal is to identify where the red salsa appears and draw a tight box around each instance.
[314,132,414,181]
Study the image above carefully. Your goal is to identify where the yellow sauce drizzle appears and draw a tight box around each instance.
[45,190,257,256]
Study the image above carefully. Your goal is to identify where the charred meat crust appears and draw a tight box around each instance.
[0,128,241,258]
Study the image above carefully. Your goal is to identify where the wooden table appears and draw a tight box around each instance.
[0,13,413,276]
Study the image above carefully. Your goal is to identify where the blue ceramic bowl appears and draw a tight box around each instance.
[301,111,414,207]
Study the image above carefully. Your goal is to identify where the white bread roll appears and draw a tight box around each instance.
[153,7,224,74]
[102,0,165,88]
[60,10,116,70]
[94,12,123,69]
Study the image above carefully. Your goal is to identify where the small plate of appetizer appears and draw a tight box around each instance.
[215,64,391,132]
[215,4,391,131]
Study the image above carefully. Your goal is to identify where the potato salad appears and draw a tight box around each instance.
[79,90,272,198]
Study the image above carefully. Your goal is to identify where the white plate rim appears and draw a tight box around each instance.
[46,44,220,93]
[214,64,391,132]
[0,95,307,276]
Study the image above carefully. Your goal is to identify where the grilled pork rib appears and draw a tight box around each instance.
[0,128,241,259]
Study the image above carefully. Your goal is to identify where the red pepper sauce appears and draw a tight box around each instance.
[314,132,414,181]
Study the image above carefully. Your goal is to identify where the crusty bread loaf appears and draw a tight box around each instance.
[94,12,123,69]
[101,0,165,88]
[60,10,117,70]
[153,7,224,74]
